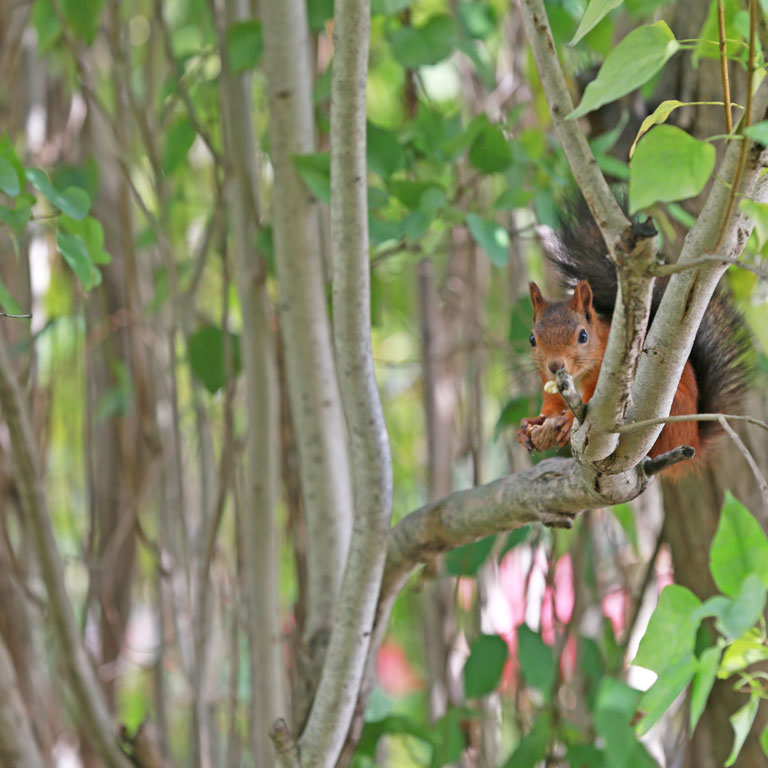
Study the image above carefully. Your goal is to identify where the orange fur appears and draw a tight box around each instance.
[518,280,701,478]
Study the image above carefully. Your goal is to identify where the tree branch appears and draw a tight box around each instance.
[517,0,630,251]
[261,0,355,694]
[614,96,768,468]
[0,332,131,768]
[0,634,46,768]
[297,0,393,765]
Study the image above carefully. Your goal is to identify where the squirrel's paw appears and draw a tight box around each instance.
[517,416,546,452]
[553,410,574,448]
[523,411,574,452]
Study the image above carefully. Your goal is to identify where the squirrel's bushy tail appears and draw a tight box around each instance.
[549,191,753,451]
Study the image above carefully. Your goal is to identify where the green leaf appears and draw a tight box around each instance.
[566,744,604,767]
[458,1,496,39]
[568,22,680,120]
[367,123,405,179]
[636,654,698,736]
[57,231,101,290]
[719,628,768,677]
[628,126,715,213]
[32,0,60,50]
[61,0,104,44]
[716,575,767,639]
[594,678,643,767]
[0,275,23,316]
[372,0,411,14]
[389,15,459,69]
[61,216,111,265]
[761,721,768,758]
[466,214,509,267]
[710,491,768,598]
[726,696,760,767]
[745,120,768,145]
[226,20,263,73]
[445,535,496,576]
[629,99,686,158]
[0,195,33,233]
[570,0,623,46]
[469,121,513,173]
[0,137,25,193]
[739,199,768,249]
[187,325,242,394]
[293,153,331,203]
[308,0,335,29]
[464,634,508,698]
[633,584,702,673]
[517,626,554,695]
[0,157,20,197]
[432,707,466,766]
[162,117,197,174]
[26,169,91,220]
[495,188,532,210]
[689,645,721,734]
[503,712,551,768]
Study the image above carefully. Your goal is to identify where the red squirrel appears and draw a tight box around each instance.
[516,196,751,477]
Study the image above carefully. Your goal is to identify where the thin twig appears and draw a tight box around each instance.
[651,253,768,280]
[555,368,587,423]
[0,312,31,319]
[643,446,696,476]
[718,416,768,513]
[711,0,757,253]
[622,526,665,651]
[718,0,734,134]
[615,412,768,434]
[270,719,301,768]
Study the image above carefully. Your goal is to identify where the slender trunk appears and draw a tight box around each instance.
[260,0,354,721]
[215,1,287,763]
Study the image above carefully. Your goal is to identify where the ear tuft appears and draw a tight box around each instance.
[529,282,546,320]
[569,280,594,322]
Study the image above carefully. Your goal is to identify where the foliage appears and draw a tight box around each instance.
[1,0,767,766]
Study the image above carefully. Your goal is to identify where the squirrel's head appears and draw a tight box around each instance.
[528,280,602,380]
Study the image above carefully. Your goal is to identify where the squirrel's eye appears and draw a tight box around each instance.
[578,329,588,344]
[529,333,536,347]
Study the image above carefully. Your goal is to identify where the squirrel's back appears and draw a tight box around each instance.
[549,191,753,453]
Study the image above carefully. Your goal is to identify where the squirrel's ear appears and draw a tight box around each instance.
[570,280,593,321]
[529,282,545,319]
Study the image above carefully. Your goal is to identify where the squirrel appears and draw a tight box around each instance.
[516,193,752,477]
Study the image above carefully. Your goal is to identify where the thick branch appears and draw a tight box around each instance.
[613,95,768,468]
[383,457,648,599]
[297,0,393,765]
[0,334,131,768]
[518,0,659,463]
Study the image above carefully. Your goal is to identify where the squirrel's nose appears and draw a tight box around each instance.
[547,359,565,374]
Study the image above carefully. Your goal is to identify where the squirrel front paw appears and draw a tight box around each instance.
[519,411,574,452]
[517,415,546,453]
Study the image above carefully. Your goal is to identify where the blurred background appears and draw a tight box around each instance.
[0,0,766,766]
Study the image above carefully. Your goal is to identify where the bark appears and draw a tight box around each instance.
[260,0,355,718]
[297,0,393,765]
[0,322,131,768]
[0,635,45,768]
[215,0,287,764]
